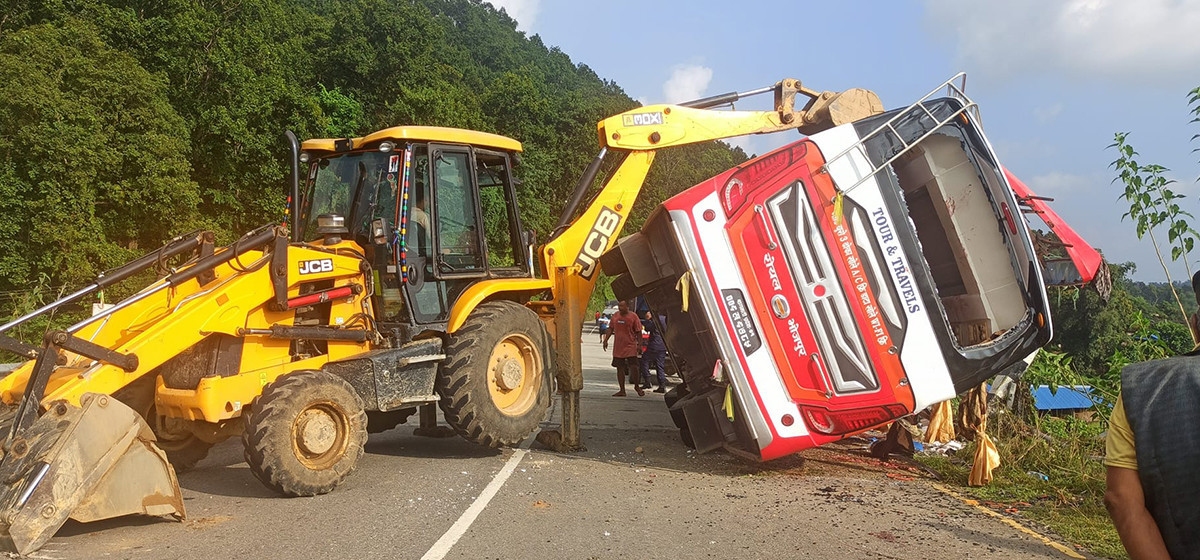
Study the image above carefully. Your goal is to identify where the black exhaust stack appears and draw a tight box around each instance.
[285,131,301,242]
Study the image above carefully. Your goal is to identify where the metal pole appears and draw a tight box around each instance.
[0,286,97,334]
[679,85,774,109]
[66,283,170,334]
[0,230,204,335]
[561,390,581,450]
[419,404,437,430]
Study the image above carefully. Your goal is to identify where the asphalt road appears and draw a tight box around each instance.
[39,338,1086,560]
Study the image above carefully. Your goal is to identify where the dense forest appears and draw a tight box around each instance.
[0,0,747,332]
[1045,266,1194,372]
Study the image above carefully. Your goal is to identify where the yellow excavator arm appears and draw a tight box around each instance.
[536,78,883,450]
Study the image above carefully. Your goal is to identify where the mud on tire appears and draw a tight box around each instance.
[242,370,367,497]
[437,300,553,447]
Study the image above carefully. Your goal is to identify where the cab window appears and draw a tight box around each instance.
[433,150,484,273]
[302,151,390,242]
[475,151,520,270]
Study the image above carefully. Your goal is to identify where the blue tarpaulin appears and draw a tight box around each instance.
[1031,385,1097,411]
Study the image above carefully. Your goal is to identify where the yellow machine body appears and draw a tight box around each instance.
[0,241,372,421]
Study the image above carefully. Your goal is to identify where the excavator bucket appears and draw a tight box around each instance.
[0,393,184,555]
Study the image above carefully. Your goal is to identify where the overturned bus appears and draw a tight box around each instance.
[602,76,1100,460]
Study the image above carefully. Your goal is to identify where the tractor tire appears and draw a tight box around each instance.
[437,300,553,448]
[159,436,214,473]
[242,370,367,497]
[154,416,215,473]
[114,376,213,473]
[366,408,416,434]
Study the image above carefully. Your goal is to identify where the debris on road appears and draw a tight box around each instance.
[920,440,965,456]
[188,515,233,530]
[869,531,900,543]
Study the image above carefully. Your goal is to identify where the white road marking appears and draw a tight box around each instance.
[419,438,533,560]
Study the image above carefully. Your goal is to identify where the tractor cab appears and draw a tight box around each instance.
[298,127,534,331]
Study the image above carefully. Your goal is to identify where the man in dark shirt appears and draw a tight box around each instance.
[603,300,643,397]
[640,311,669,393]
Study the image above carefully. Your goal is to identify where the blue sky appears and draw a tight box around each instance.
[490,0,1200,282]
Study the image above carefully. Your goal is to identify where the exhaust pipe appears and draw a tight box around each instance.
[286,130,301,242]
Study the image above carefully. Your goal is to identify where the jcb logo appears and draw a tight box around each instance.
[298,258,334,275]
[575,207,622,279]
[621,112,664,127]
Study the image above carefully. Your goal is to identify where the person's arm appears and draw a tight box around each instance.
[1105,466,1171,559]
[629,315,642,357]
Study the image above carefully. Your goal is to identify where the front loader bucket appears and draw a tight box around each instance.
[0,393,184,555]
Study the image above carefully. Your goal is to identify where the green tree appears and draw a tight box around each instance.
[0,20,199,294]
[1110,133,1196,328]
[0,0,749,327]
[1191,85,1200,181]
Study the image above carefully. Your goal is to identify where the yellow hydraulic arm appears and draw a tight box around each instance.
[536,78,883,450]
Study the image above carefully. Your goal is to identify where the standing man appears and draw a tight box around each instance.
[1103,270,1200,559]
[603,300,643,397]
[597,313,610,342]
[640,311,669,393]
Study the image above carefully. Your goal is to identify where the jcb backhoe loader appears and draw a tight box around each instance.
[0,73,1071,555]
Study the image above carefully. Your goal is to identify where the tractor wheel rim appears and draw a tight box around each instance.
[292,402,349,470]
[487,333,541,417]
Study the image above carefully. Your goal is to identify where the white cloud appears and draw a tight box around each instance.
[487,0,540,32]
[1033,102,1064,124]
[923,0,1200,86]
[1027,171,1096,196]
[991,137,1060,163]
[662,65,714,104]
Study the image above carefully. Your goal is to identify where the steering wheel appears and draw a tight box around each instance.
[406,255,426,292]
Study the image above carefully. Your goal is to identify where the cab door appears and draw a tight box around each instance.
[401,144,486,324]
[473,148,530,277]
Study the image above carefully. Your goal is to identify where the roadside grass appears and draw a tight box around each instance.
[917,412,1126,559]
